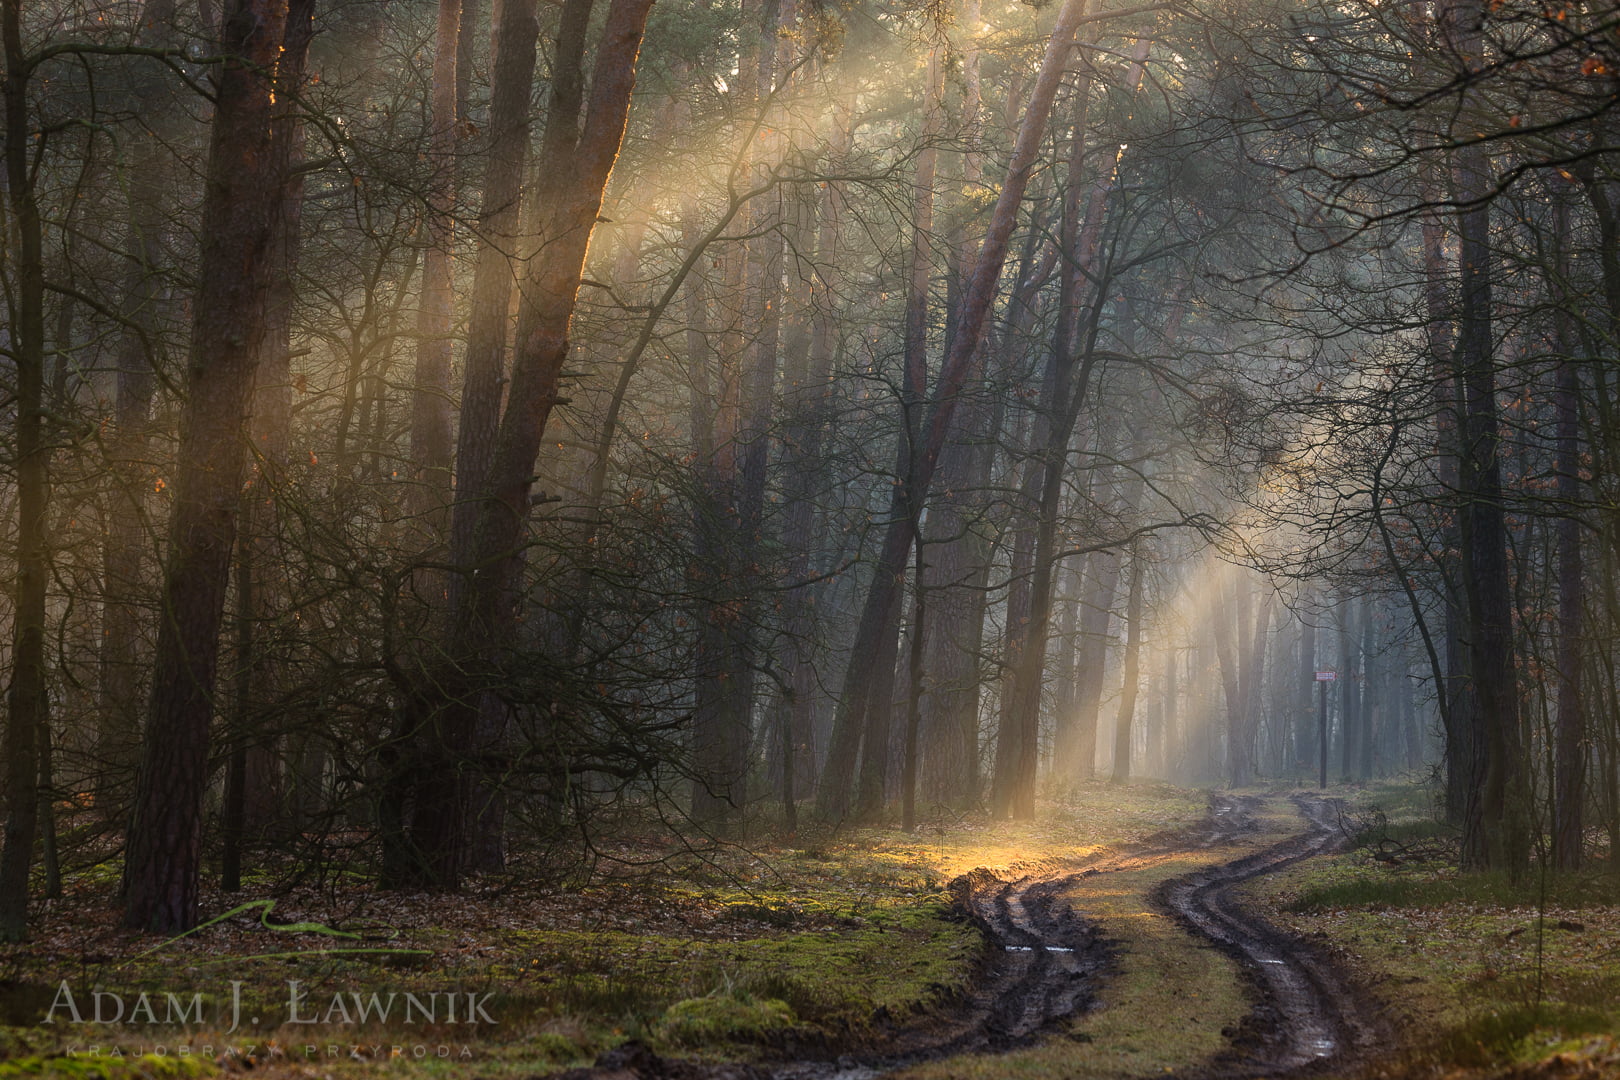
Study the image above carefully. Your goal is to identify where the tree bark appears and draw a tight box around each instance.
[1445,0,1526,871]
[122,0,311,933]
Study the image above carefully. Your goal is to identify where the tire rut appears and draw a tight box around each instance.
[1157,793,1390,1077]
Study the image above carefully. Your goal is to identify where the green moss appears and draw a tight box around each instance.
[506,901,974,1035]
[0,1053,212,1080]
[655,993,795,1047]
[526,1031,589,1063]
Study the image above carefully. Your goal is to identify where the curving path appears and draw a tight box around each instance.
[561,794,1388,1080]
[1156,794,1389,1076]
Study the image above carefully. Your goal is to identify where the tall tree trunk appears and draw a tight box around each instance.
[917,1,991,809]
[778,111,848,818]
[1213,578,1245,786]
[221,0,315,886]
[1339,599,1359,782]
[920,232,1044,808]
[854,32,944,818]
[1067,547,1124,782]
[1109,542,1145,784]
[1551,197,1585,869]
[0,0,51,942]
[1407,0,1478,827]
[1237,588,1274,785]
[901,535,927,831]
[98,0,179,811]
[409,0,464,531]
[1445,0,1526,871]
[688,0,789,828]
[1359,600,1377,780]
[1295,604,1317,773]
[448,0,540,604]
[1163,632,1180,779]
[123,0,313,933]
[998,38,1151,819]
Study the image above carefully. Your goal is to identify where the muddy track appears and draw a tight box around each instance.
[1157,793,1390,1076]
[763,863,1114,1079]
[561,794,1382,1080]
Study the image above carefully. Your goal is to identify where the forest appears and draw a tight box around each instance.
[0,0,1617,1076]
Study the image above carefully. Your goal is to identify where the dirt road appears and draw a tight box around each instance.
[562,793,1387,1080]
[1157,794,1388,1075]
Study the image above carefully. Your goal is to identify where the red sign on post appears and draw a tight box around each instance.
[1315,670,1337,681]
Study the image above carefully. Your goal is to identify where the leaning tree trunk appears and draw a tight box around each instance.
[122,0,313,933]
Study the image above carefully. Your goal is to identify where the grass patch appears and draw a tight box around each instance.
[1440,1003,1615,1067]
[504,904,977,1036]
[1286,864,1605,913]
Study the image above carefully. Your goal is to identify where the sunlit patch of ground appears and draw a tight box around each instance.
[0,781,1212,1077]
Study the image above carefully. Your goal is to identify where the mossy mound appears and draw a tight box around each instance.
[655,993,796,1046]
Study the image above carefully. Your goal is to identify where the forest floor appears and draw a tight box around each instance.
[2,781,1619,1080]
